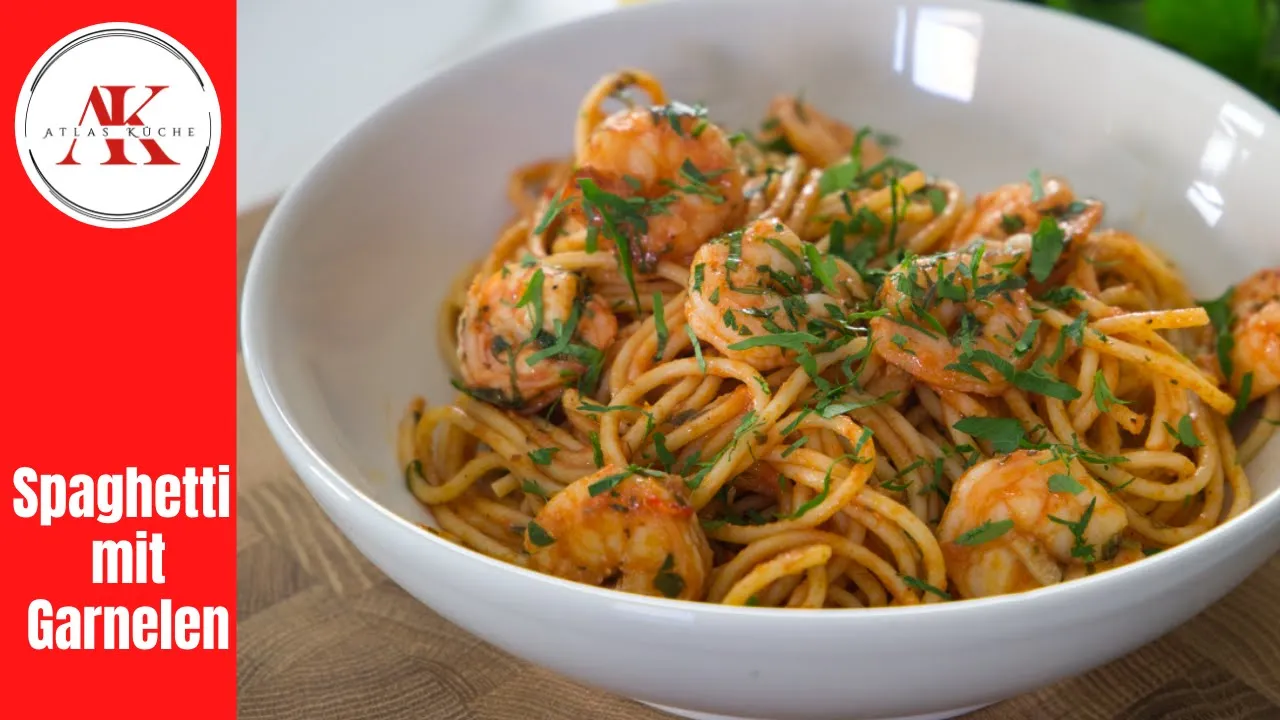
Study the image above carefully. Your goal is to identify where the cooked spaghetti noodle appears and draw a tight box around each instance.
[400,69,1279,607]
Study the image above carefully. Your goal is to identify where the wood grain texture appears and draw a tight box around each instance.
[236,209,1280,720]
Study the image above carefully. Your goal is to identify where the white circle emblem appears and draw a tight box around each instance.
[15,22,221,228]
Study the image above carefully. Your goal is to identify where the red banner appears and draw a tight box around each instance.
[1,3,235,718]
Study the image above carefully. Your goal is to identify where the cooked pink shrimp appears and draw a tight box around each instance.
[759,94,887,168]
[870,237,1039,396]
[457,262,617,412]
[949,177,1102,251]
[1228,267,1280,402]
[686,218,860,371]
[563,104,746,268]
[524,465,713,601]
[938,450,1129,599]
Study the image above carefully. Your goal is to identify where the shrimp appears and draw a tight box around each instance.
[937,450,1129,599]
[457,262,617,412]
[524,465,713,600]
[1228,266,1280,402]
[758,95,886,168]
[686,218,861,371]
[869,237,1038,395]
[949,176,1102,251]
[561,104,746,269]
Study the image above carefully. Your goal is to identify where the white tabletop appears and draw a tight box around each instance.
[237,0,624,212]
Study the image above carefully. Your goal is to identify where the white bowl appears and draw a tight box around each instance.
[240,1,1280,718]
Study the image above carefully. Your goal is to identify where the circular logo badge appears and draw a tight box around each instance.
[15,23,221,229]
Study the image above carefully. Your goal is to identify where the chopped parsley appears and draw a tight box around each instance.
[534,192,572,235]
[954,519,1014,546]
[587,469,632,497]
[652,291,669,361]
[576,177,647,309]
[780,436,809,458]
[726,231,744,272]
[803,242,839,293]
[589,431,604,468]
[1198,285,1236,382]
[952,416,1025,453]
[1231,372,1254,425]
[685,325,707,374]
[651,101,707,137]
[577,400,643,415]
[515,268,546,332]
[653,553,685,598]
[819,391,899,419]
[783,455,846,519]
[527,447,559,465]
[728,331,821,353]
[1092,371,1128,413]
[1048,497,1097,563]
[1000,214,1025,233]
[1028,168,1044,201]
[1164,414,1204,448]
[1029,217,1066,282]
[1048,473,1085,494]
[686,411,760,490]
[404,459,423,488]
[1013,362,1082,401]
[817,160,861,196]
[1014,320,1042,357]
[902,575,952,600]
[521,479,550,499]
[654,432,676,471]
[924,186,947,215]
[526,520,556,548]
[1038,286,1085,305]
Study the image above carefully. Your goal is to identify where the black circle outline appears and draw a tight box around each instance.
[17,25,217,225]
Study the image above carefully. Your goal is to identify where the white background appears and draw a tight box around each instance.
[237,0,628,213]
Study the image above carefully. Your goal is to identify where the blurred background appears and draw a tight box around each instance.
[237,0,1280,215]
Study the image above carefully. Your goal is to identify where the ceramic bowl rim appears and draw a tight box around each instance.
[240,0,1280,622]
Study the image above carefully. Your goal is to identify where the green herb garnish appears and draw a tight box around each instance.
[1049,496,1097,563]
[652,291,669,361]
[515,268,546,332]
[1165,414,1204,448]
[685,325,706,374]
[1231,372,1254,426]
[588,469,632,497]
[526,520,556,547]
[1048,473,1085,494]
[521,479,551,499]
[1029,217,1066,282]
[1092,371,1128,413]
[528,447,559,465]
[1199,286,1236,382]
[902,575,952,600]
[589,431,604,468]
[728,331,821,354]
[952,417,1025,453]
[954,519,1014,546]
[653,553,685,598]
[654,432,676,471]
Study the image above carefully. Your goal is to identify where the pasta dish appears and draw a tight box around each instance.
[398,69,1280,607]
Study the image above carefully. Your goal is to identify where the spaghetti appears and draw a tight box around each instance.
[400,69,1279,607]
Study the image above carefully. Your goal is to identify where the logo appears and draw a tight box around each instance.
[15,23,220,228]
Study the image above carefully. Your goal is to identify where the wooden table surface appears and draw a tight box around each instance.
[235,205,1280,720]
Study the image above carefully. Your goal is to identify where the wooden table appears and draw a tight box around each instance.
[236,205,1280,720]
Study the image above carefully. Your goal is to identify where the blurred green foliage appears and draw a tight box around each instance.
[1032,0,1280,107]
